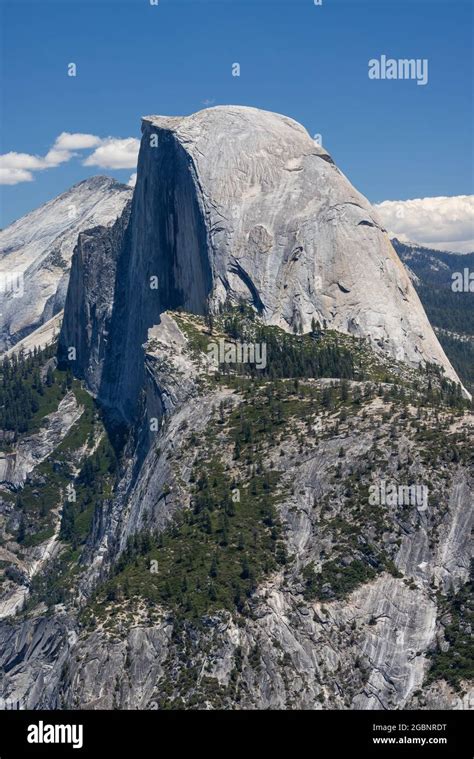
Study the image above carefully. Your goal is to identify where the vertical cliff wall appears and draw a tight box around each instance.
[0,177,132,353]
[108,120,212,418]
[58,201,132,396]
[59,106,464,425]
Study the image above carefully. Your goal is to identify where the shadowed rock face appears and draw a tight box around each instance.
[59,202,133,398]
[60,107,462,424]
[98,124,213,421]
[0,176,132,353]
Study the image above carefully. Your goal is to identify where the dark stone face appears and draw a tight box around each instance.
[89,125,213,425]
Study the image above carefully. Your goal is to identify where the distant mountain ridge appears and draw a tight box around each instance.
[392,237,473,256]
[392,239,474,393]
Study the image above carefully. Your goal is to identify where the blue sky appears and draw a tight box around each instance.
[1,0,473,247]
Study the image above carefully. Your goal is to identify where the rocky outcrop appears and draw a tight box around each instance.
[0,392,82,488]
[4,313,63,358]
[59,202,132,396]
[1,355,471,710]
[0,614,73,708]
[140,107,459,379]
[59,107,462,427]
[0,176,132,353]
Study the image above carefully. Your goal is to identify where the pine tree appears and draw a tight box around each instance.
[46,365,54,387]
[241,557,250,579]
[17,514,26,544]
[210,555,218,578]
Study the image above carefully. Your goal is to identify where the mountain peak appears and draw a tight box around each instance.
[57,107,465,425]
[142,104,331,160]
[0,176,132,352]
[70,175,130,192]
[137,108,459,380]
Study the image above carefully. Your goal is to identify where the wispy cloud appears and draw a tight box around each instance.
[374,195,474,254]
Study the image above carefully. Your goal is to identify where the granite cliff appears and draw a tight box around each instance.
[59,107,463,425]
[0,107,471,712]
[0,176,132,353]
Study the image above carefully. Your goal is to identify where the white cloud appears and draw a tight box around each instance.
[54,132,102,150]
[128,172,137,187]
[0,147,74,174]
[0,133,139,184]
[0,167,34,185]
[0,152,46,171]
[374,195,474,253]
[0,150,73,184]
[83,138,140,169]
[43,148,74,167]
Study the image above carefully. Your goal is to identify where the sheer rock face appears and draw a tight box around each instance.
[141,107,458,375]
[62,107,460,422]
[59,201,132,397]
[0,176,132,353]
